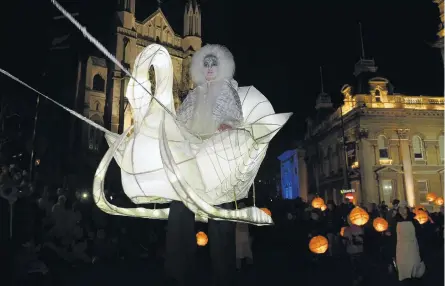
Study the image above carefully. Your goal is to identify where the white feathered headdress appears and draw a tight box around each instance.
[190,44,235,85]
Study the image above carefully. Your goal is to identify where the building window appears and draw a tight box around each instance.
[412,135,425,160]
[92,74,105,92]
[417,180,429,205]
[88,119,103,151]
[375,89,381,102]
[439,135,444,161]
[381,179,394,204]
[378,135,389,159]
[95,102,101,111]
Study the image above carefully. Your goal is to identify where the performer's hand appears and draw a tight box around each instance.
[218,124,232,132]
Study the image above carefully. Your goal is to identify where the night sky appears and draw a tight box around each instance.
[2,0,444,177]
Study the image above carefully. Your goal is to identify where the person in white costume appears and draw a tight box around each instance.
[165,44,239,286]
[393,201,425,284]
[177,44,243,135]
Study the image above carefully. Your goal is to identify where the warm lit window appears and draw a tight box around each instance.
[381,180,394,204]
[439,135,444,161]
[375,89,381,102]
[378,135,389,159]
[412,136,425,160]
[417,180,429,205]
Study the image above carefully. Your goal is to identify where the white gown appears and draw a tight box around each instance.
[395,221,422,281]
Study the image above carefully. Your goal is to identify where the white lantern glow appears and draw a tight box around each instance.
[91,44,291,225]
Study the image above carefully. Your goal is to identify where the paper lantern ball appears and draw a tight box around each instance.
[320,204,327,211]
[340,227,346,237]
[373,217,389,232]
[196,231,208,246]
[434,197,444,206]
[312,197,325,209]
[260,208,272,216]
[426,193,437,202]
[414,210,429,225]
[309,235,329,254]
[413,206,425,215]
[349,206,369,226]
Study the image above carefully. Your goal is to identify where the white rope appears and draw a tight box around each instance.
[50,0,177,120]
[0,68,113,136]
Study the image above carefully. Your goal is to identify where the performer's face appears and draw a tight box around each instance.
[203,54,218,81]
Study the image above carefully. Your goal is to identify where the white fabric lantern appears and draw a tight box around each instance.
[93,44,291,225]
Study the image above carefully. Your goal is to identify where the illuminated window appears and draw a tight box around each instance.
[412,136,425,160]
[417,180,429,205]
[381,180,394,204]
[93,74,105,92]
[439,135,444,161]
[375,89,381,102]
[378,135,389,159]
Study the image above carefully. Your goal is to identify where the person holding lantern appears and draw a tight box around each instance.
[343,216,365,285]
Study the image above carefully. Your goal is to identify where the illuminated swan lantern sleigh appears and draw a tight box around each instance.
[93,44,292,225]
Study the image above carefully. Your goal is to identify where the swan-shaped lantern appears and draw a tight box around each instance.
[93,44,292,225]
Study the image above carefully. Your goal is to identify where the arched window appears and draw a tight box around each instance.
[378,135,389,159]
[95,102,101,111]
[92,74,105,92]
[412,135,425,160]
[375,89,381,102]
[439,135,444,161]
[88,115,103,151]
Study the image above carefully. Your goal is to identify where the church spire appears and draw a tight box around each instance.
[184,0,201,37]
[118,0,135,14]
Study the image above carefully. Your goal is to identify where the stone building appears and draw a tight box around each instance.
[304,58,444,210]
[76,0,202,152]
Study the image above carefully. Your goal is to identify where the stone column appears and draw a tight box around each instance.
[397,129,415,207]
[358,139,377,203]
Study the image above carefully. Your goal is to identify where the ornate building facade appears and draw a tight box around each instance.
[78,0,202,151]
[304,59,444,210]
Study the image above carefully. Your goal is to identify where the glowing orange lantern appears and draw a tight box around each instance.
[260,208,272,216]
[340,227,346,237]
[434,197,444,206]
[320,204,327,211]
[349,206,369,226]
[414,210,429,225]
[309,235,328,254]
[373,217,389,232]
[312,197,325,209]
[196,231,208,246]
[426,193,437,202]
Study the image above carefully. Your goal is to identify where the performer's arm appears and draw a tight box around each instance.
[216,80,243,131]
[176,90,196,125]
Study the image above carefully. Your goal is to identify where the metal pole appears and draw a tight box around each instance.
[29,95,40,181]
[252,181,256,207]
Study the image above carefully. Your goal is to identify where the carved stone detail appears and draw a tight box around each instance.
[396,129,410,140]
